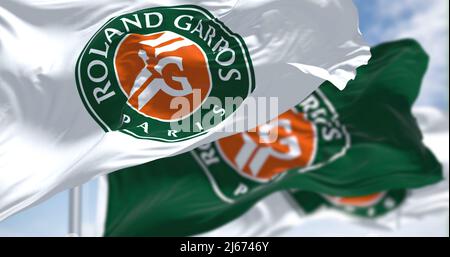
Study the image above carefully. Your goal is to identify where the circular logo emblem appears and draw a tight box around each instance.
[192,90,350,202]
[216,110,316,182]
[76,5,254,142]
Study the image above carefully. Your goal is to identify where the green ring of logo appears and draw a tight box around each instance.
[76,5,254,142]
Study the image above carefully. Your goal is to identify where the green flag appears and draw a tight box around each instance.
[103,39,442,236]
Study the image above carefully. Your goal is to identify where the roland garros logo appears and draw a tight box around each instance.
[76,5,254,142]
[192,91,350,203]
[192,110,316,203]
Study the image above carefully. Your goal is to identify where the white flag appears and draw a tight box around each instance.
[0,0,370,220]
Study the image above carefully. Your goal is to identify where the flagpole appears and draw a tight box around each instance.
[68,186,82,237]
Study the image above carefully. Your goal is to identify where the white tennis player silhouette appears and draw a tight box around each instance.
[130,32,194,110]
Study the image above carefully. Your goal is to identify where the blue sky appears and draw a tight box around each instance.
[0,0,448,236]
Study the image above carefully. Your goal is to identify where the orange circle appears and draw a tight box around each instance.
[115,31,211,121]
[217,110,316,182]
